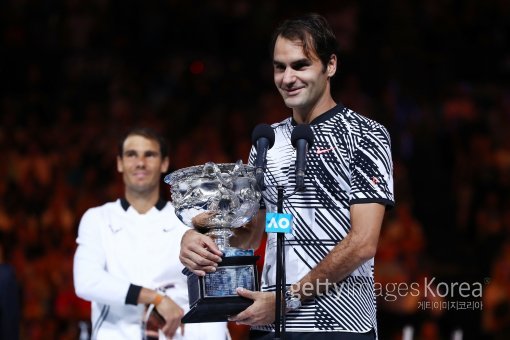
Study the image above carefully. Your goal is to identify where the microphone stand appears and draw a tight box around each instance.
[255,122,312,339]
[274,185,285,340]
[262,185,299,340]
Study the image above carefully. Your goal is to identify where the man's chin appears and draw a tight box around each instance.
[283,98,301,109]
[129,184,155,195]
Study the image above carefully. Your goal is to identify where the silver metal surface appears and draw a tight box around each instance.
[165,161,261,250]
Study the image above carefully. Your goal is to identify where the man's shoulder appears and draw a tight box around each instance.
[270,118,292,142]
[337,107,389,137]
[271,117,292,130]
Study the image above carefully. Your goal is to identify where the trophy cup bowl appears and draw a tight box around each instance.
[164,161,261,323]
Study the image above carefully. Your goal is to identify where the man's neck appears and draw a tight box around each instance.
[124,190,160,214]
[293,96,336,124]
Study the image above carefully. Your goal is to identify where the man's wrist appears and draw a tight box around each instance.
[151,291,165,307]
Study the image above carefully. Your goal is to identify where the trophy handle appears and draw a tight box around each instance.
[203,162,233,189]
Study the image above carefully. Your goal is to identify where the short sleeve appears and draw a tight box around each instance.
[349,123,395,208]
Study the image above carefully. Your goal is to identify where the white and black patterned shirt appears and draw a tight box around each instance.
[250,104,394,333]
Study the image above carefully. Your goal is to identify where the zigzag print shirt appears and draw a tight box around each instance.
[250,104,395,333]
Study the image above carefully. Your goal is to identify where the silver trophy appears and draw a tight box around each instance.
[164,161,261,323]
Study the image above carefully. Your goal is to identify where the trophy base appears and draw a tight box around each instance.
[182,296,254,323]
[182,255,259,323]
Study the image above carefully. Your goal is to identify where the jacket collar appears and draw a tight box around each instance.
[120,198,166,211]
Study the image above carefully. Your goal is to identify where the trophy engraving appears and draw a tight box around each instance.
[164,161,261,323]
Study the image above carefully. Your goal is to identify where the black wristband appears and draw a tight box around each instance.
[125,284,142,305]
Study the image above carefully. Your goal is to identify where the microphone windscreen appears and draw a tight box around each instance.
[251,124,275,148]
[291,124,314,148]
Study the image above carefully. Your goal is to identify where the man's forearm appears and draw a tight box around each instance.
[291,203,384,300]
[291,233,368,300]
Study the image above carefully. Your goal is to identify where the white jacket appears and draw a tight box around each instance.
[73,199,228,340]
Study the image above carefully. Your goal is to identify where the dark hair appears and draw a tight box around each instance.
[271,13,339,70]
[118,127,169,158]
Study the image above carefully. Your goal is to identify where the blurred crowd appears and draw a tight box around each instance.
[1,0,510,339]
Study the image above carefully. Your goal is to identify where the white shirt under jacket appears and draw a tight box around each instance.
[73,199,228,340]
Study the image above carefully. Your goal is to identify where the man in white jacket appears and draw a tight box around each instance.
[73,127,228,340]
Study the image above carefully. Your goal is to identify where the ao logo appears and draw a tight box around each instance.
[265,213,293,233]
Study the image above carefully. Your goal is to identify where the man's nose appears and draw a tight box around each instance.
[135,156,146,167]
[282,68,296,84]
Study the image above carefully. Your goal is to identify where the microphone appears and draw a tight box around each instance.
[251,123,275,190]
[291,124,314,191]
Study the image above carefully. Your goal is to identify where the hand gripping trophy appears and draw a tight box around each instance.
[165,160,262,323]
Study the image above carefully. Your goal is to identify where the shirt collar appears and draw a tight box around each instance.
[291,103,344,126]
[120,198,167,211]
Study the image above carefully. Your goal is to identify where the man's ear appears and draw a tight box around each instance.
[161,156,170,173]
[327,54,337,78]
[117,156,124,173]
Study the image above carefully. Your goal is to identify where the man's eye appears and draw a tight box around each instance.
[292,63,308,70]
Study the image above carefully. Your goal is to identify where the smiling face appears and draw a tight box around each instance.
[273,36,337,122]
[117,134,169,197]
